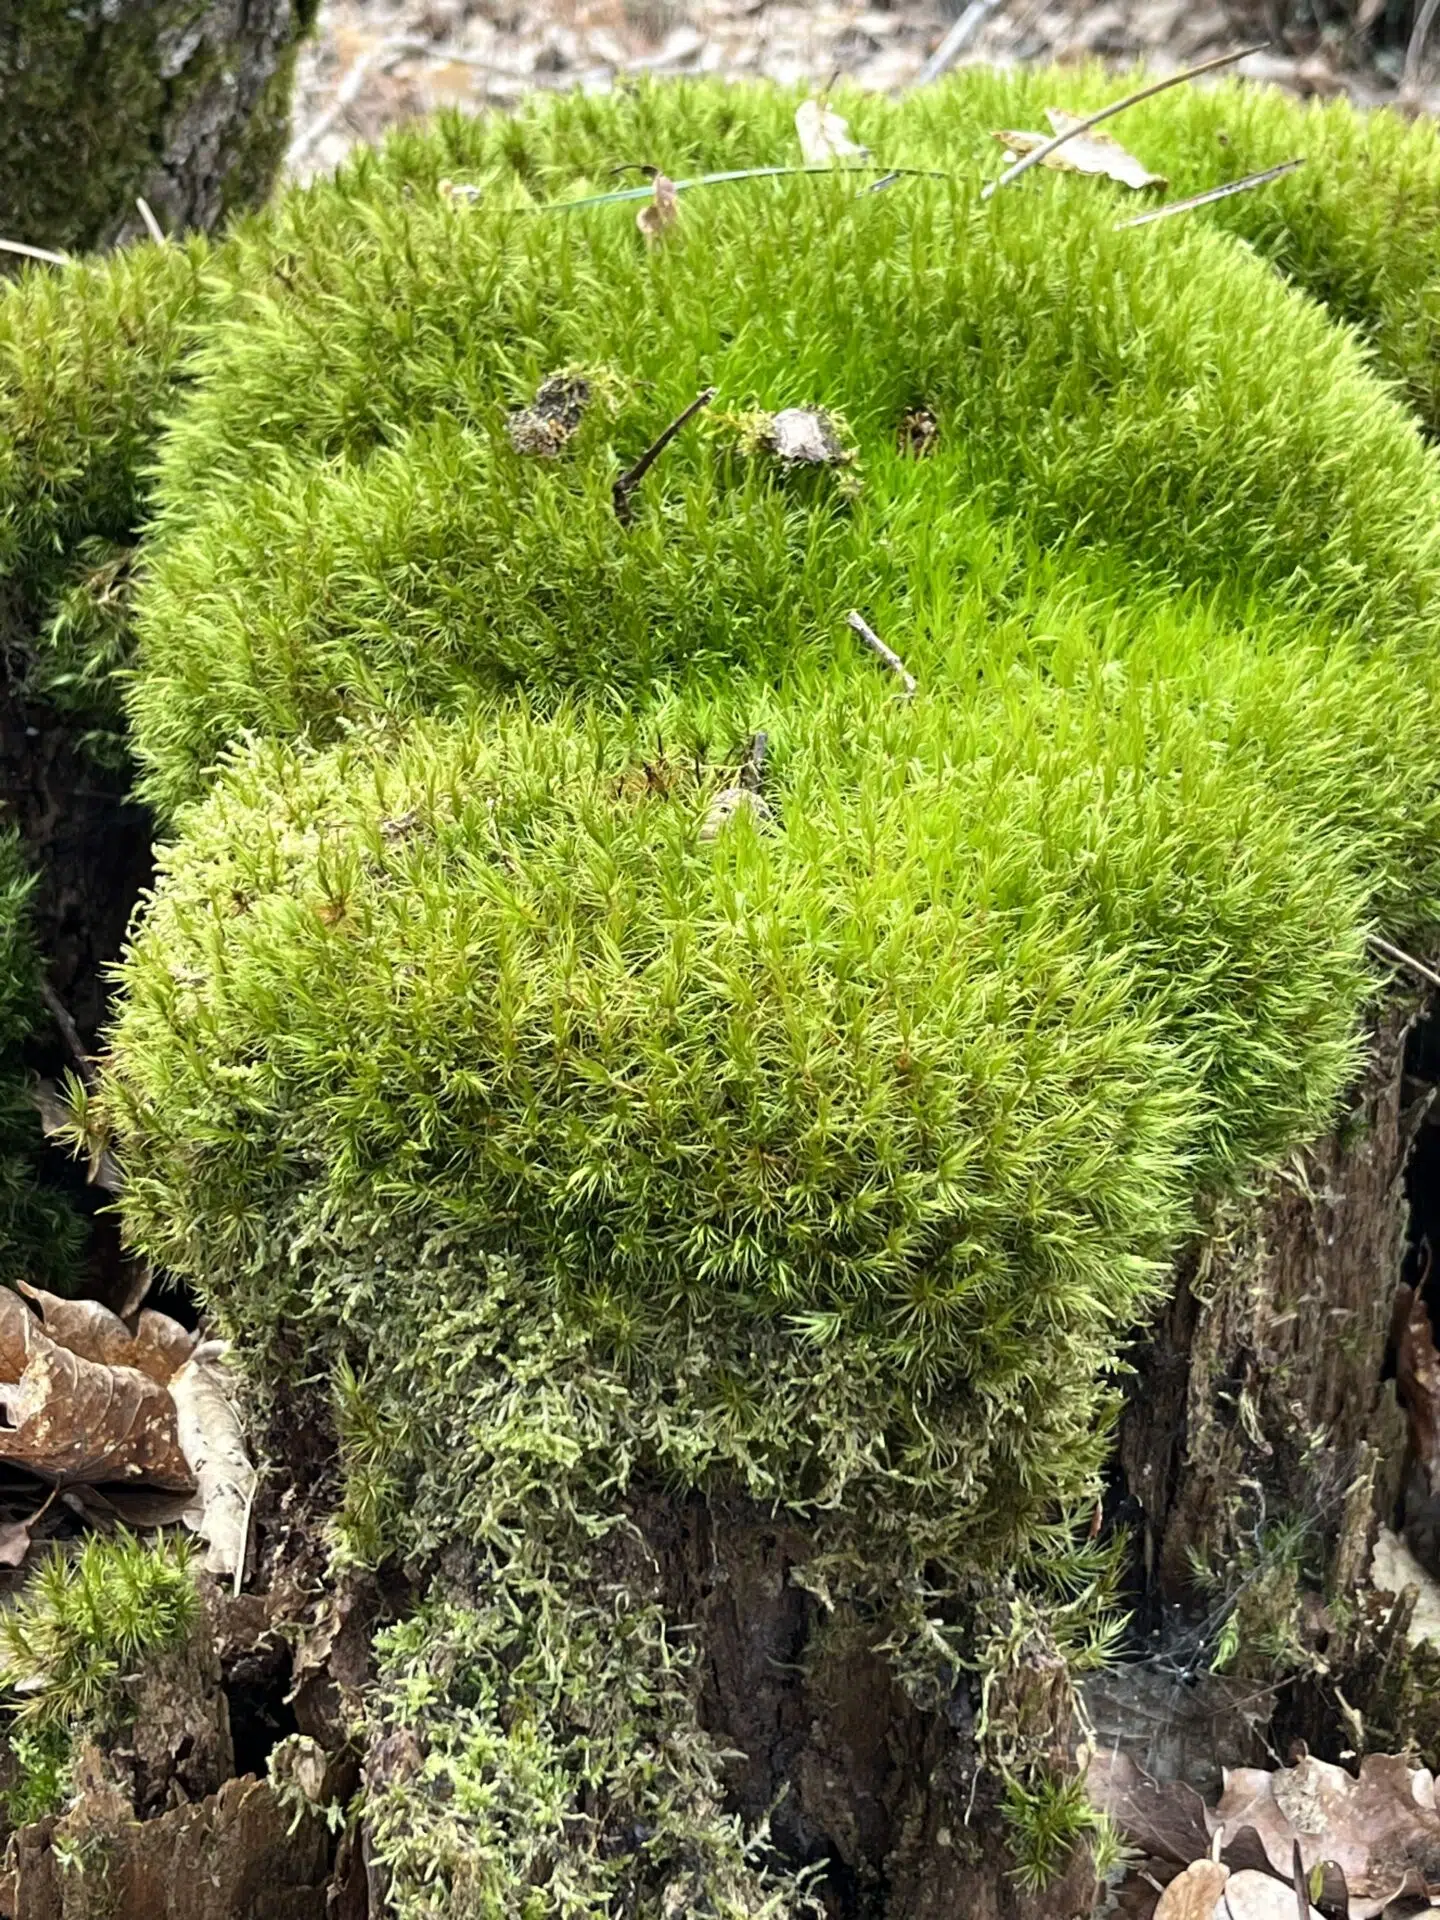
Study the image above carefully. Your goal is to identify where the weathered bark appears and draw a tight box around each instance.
[0,0,312,256]
[1119,997,1420,1615]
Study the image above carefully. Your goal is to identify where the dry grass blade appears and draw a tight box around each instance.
[982,43,1269,200]
[1116,158,1306,230]
[915,0,1008,86]
[0,236,70,267]
[1369,932,1440,991]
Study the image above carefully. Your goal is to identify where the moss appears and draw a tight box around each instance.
[37,77,1440,1908]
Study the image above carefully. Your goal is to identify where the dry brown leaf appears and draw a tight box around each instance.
[993,110,1167,191]
[18,1284,196,1385]
[636,172,678,245]
[1371,1524,1440,1647]
[1085,1749,1211,1867]
[699,787,772,842]
[1220,1868,1323,1919]
[171,1341,257,1581]
[1211,1752,1439,1917]
[0,1518,34,1568]
[0,1290,193,1489]
[1153,1859,1228,1919]
[794,98,870,166]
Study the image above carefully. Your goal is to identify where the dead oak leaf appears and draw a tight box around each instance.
[171,1341,257,1581]
[17,1284,196,1386]
[1211,1752,1440,1918]
[0,1289,193,1490]
[795,99,870,167]
[993,110,1167,191]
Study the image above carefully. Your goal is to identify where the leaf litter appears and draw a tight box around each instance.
[993,110,1167,191]
[0,1287,255,1575]
[794,98,870,167]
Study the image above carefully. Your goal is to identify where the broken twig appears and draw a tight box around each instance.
[1115,157,1305,229]
[0,236,71,268]
[39,980,96,1090]
[1405,0,1440,93]
[613,387,715,525]
[135,196,167,245]
[846,610,917,699]
[1370,933,1440,993]
[982,43,1268,200]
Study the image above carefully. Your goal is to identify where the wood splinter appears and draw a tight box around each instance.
[613,386,716,526]
[846,609,917,700]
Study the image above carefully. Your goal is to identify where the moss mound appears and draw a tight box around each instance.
[82,77,1440,1912]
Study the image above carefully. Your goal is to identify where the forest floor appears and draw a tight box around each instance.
[285,0,1433,181]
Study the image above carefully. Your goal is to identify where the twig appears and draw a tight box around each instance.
[846,610,917,699]
[0,236,71,267]
[134,196,167,245]
[1292,1842,1308,1920]
[916,0,1008,86]
[613,387,715,525]
[981,43,1268,201]
[1405,0,1440,93]
[39,980,96,1090]
[1369,932,1440,992]
[1115,157,1305,229]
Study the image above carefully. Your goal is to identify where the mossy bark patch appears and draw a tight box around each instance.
[0,0,305,255]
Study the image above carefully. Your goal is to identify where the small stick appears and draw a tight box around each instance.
[613,386,715,526]
[134,196,167,245]
[982,43,1269,200]
[846,609,917,699]
[1370,932,1440,992]
[39,980,96,1089]
[0,236,71,267]
[915,0,1008,86]
[1115,157,1305,229]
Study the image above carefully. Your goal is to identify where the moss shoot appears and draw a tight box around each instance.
[8,72,1439,1914]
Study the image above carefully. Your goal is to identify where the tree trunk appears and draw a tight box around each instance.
[0,0,312,255]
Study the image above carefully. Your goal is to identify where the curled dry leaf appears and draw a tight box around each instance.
[1085,1749,1212,1867]
[171,1341,257,1581]
[18,1283,195,1385]
[636,171,678,245]
[506,373,591,458]
[993,109,1167,191]
[794,98,870,167]
[1153,1859,1228,1919]
[1371,1524,1440,1648]
[0,1289,193,1489]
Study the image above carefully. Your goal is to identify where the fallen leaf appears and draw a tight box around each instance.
[1211,1752,1439,1918]
[0,1290,192,1489]
[1220,1868,1323,1919]
[171,1341,257,1581]
[795,98,870,167]
[0,1519,33,1568]
[1085,1749,1211,1867]
[636,171,678,244]
[506,372,592,458]
[757,407,852,467]
[1154,1859,1228,1919]
[18,1284,195,1386]
[993,109,1167,191]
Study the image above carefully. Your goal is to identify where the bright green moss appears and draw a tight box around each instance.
[129,82,1440,818]
[0,241,211,755]
[69,78,1440,1912]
